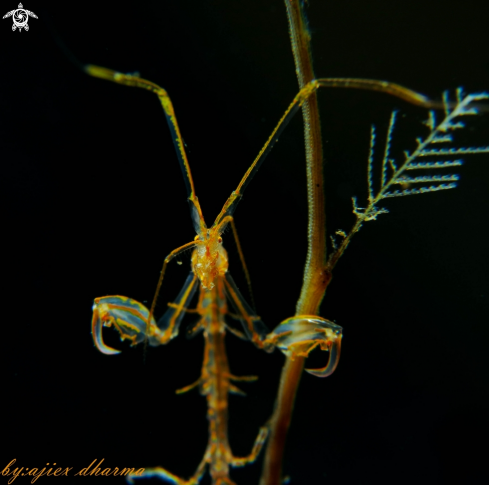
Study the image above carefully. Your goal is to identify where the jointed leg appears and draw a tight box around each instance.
[127,454,208,485]
[127,466,194,485]
[148,240,199,335]
[231,425,269,467]
[215,215,256,312]
[228,217,256,312]
[223,273,270,350]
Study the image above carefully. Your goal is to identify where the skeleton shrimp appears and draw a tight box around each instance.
[86,62,440,483]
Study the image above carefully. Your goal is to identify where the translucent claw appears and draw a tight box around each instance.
[91,296,158,354]
[266,316,343,377]
[91,304,121,355]
[305,333,342,378]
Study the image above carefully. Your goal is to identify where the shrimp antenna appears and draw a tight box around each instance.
[47,23,200,199]
[214,78,447,226]
[82,65,212,234]
[48,26,205,229]
[83,66,197,198]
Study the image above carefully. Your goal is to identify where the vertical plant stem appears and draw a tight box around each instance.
[260,1,330,484]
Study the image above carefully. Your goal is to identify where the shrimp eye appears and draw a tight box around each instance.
[194,235,200,241]
[218,237,223,244]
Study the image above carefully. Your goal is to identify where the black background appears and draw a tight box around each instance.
[2,0,489,484]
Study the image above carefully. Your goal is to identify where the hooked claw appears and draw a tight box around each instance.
[304,333,341,378]
[92,314,120,355]
[91,296,157,355]
[266,316,343,378]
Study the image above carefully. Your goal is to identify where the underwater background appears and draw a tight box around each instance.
[2,0,489,483]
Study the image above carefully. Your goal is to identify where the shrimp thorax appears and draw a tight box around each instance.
[191,233,229,290]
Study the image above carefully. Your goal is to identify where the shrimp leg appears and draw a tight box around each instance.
[265,316,343,378]
[91,272,198,354]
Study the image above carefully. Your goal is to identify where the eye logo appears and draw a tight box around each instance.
[3,3,38,32]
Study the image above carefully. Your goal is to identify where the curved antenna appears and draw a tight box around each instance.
[84,65,199,204]
[48,27,202,213]
[84,64,211,235]
[214,77,439,227]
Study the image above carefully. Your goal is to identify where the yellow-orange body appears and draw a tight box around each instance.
[92,234,271,484]
[88,48,345,484]
[192,232,228,290]
[199,279,236,482]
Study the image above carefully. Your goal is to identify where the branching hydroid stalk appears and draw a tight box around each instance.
[260,1,329,484]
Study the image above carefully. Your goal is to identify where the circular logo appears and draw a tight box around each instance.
[3,3,38,32]
[12,7,28,30]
